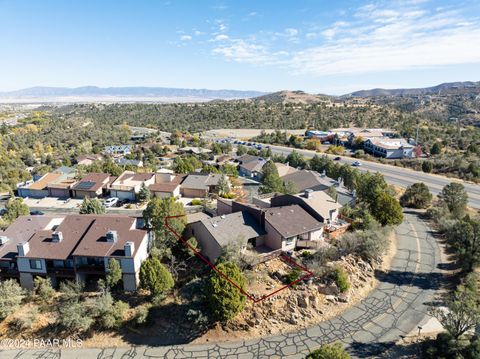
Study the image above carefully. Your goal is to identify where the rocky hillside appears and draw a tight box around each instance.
[254,90,332,104]
[348,81,480,97]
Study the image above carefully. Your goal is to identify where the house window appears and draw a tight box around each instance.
[285,237,295,246]
[29,259,42,270]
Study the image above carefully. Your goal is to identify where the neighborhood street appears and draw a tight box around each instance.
[0,210,445,359]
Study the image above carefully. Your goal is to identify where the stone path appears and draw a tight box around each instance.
[1,211,444,359]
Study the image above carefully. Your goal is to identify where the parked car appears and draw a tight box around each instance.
[103,197,119,208]
[116,199,130,207]
[351,161,362,167]
[334,156,341,161]
[30,210,45,216]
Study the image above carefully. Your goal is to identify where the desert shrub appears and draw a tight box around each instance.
[336,225,390,263]
[186,308,210,330]
[191,199,202,206]
[333,266,350,293]
[33,276,56,306]
[59,280,83,301]
[92,293,129,329]
[9,307,39,331]
[57,300,94,333]
[306,342,351,358]
[134,305,150,326]
[301,251,312,258]
[0,279,26,319]
[400,183,432,209]
[139,257,174,297]
[285,267,302,286]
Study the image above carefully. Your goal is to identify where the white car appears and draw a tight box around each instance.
[351,161,362,167]
[103,197,119,208]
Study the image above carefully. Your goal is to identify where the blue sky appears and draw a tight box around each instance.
[1,0,479,94]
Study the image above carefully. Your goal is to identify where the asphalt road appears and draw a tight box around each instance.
[0,211,444,358]
[266,144,480,209]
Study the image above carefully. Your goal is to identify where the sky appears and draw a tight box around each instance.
[1,0,480,95]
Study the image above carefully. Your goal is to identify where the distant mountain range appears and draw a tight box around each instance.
[0,81,479,104]
[347,81,480,97]
[0,86,266,103]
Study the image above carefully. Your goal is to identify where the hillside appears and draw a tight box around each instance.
[254,90,331,104]
[0,86,266,103]
[348,81,480,97]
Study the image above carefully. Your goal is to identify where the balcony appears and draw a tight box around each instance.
[0,267,19,277]
[46,267,75,277]
[75,265,105,274]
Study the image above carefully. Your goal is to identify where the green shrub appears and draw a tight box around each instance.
[285,267,302,286]
[191,199,202,206]
[205,261,246,322]
[134,305,150,326]
[333,266,350,293]
[306,342,351,359]
[33,277,56,306]
[57,300,94,333]
[0,279,26,319]
[139,257,174,297]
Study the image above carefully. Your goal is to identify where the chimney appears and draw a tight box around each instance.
[106,230,118,243]
[17,241,30,256]
[124,241,134,257]
[52,231,63,242]
[304,189,314,199]
[0,236,9,245]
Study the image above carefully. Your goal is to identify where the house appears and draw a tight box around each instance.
[280,170,355,206]
[149,174,184,199]
[187,211,266,261]
[178,147,212,155]
[180,173,224,198]
[103,145,132,157]
[76,154,104,166]
[110,171,156,201]
[363,138,415,159]
[116,158,144,167]
[263,205,324,251]
[271,190,342,224]
[6,214,151,291]
[17,172,63,198]
[17,168,77,199]
[238,158,267,180]
[0,215,63,280]
[72,173,117,199]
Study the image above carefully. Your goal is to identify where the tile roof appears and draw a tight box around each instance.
[264,205,324,238]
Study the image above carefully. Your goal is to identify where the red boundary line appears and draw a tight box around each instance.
[165,215,314,303]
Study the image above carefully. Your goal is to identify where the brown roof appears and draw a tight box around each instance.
[149,182,180,193]
[72,173,112,192]
[264,205,324,238]
[0,216,63,261]
[28,173,62,190]
[72,215,146,258]
[24,215,147,260]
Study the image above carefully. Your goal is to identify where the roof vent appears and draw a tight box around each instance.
[304,189,314,199]
[106,230,118,243]
[52,231,63,243]
[0,236,9,245]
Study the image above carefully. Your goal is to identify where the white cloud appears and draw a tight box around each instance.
[207,2,480,76]
[180,35,192,41]
[248,12,257,17]
[210,34,230,42]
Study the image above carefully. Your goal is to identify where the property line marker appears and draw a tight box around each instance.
[165,215,314,303]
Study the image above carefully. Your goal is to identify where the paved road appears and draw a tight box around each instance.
[265,144,480,209]
[1,211,444,358]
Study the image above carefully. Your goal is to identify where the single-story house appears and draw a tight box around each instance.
[72,173,117,199]
[186,211,266,262]
[263,205,324,251]
[76,154,104,166]
[178,147,212,155]
[103,145,132,156]
[110,171,155,201]
[180,173,224,198]
[238,158,268,181]
[271,190,342,224]
[116,158,144,167]
[17,172,63,198]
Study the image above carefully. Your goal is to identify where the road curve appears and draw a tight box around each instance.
[1,211,444,359]
[266,144,480,209]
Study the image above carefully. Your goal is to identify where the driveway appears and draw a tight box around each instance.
[0,211,444,359]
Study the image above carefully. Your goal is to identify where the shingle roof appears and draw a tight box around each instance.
[27,173,62,190]
[200,211,266,247]
[72,173,111,192]
[181,173,222,190]
[0,215,63,261]
[264,205,324,238]
[281,170,332,192]
[149,182,180,193]
[294,191,342,220]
